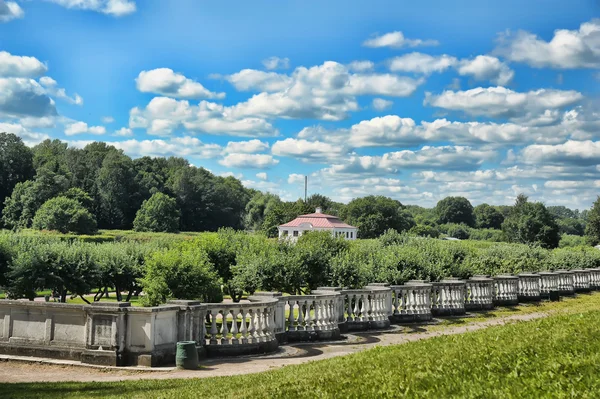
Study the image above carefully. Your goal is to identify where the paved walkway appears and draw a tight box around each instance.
[0,311,547,383]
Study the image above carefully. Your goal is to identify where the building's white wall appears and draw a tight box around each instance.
[278,226,357,241]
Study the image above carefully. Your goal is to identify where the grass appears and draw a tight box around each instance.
[3,295,600,398]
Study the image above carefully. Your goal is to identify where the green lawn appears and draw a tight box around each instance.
[4,299,600,398]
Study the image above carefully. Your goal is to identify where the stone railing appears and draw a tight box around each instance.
[203,298,279,357]
[589,268,600,290]
[389,281,433,322]
[573,269,591,293]
[493,275,519,306]
[465,276,494,311]
[334,288,391,331]
[278,293,340,341]
[431,279,466,316]
[538,272,559,299]
[555,270,575,295]
[517,273,541,302]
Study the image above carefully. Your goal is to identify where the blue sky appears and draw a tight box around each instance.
[1,0,599,208]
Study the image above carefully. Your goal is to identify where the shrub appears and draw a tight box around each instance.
[32,196,97,235]
[446,224,471,240]
[133,192,180,233]
[408,224,440,238]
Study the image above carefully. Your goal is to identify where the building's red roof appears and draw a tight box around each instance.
[279,212,356,229]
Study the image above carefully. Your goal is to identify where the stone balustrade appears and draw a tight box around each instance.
[493,275,519,306]
[572,269,591,293]
[465,276,494,311]
[432,279,466,316]
[279,293,340,341]
[589,268,600,290]
[390,281,433,322]
[555,270,575,295]
[517,273,541,302]
[204,298,279,357]
[538,272,559,299]
[336,288,391,331]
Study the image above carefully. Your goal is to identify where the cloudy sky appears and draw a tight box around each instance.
[1,1,599,208]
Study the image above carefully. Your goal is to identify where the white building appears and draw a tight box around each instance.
[278,207,358,241]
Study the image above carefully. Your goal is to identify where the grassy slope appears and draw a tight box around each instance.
[4,296,600,399]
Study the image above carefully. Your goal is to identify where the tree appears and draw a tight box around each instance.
[133,192,180,233]
[340,196,415,239]
[409,224,440,238]
[585,197,600,246]
[502,194,560,249]
[306,194,343,216]
[96,151,138,229]
[435,196,475,227]
[474,203,504,229]
[0,133,34,220]
[244,191,281,231]
[260,200,313,238]
[32,196,97,235]
[446,224,471,240]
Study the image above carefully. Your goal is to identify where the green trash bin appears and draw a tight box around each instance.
[176,341,199,370]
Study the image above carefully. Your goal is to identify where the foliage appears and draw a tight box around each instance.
[502,194,560,249]
[408,224,440,238]
[468,228,506,242]
[243,191,281,232]
[32,196,97,235]
[559,234,587,248]
[260,200,313,238]
[340,195,415,239]
[585,196,600,246]
[435,196,475,227]
[0,133,34,221]
[473,203,504,229]
[133,192,180,233]
[444,223,471,240]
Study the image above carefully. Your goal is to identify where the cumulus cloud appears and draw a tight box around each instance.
[219,153,279,169]
[0,1,23,22]
[495,19,600,69]
[372,98,393,111]
[348,60,374,72]
[519,140,600,166]
[271,138,346,162]
[363,31,439,49]
[0,51,47,77]
[129,97,278,137]
[102,116,115,124]
[262,56,290,70]
[46,0,136,17]
[39,76,83,105]
[113,127,133,137]
[0,122,49,146]
[225,139,269,153]
[388,53,457,74]
[65,121,106,136]
[457,55,514,85]
[0,78,57,118]
[226,69,292,92]
[256,172,268,181]
[136,68,225,99]
[108,136,222,159]
[288,173,305,184]
[425,86,582,119]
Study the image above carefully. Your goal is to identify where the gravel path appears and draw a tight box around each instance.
[0,311,547,384]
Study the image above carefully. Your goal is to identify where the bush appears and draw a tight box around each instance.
[446,224,471,240]
[32,196,97,235]
[469,228,506,242]
[408,224,440,238]
[133,192,180,233]
[559,234,587,248]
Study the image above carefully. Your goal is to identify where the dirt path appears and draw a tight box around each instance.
[0,311,547,383]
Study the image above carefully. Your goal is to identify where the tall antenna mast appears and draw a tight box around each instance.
[304,175,307,202]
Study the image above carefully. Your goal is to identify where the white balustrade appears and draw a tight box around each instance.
[538,272,559,298]
[390,282,433,321]
[588,268,600,290]
[573,269,591,292]
[517,273,541,301]
[465,276,494,310]
[431,279,466,316]
[493,275,519,306]
[339,288,391,330]
[281,294,339,334]
[555,270,575,295]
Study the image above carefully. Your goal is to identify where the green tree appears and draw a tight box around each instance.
[502,194,560,249]
[585,197,600,246]
[133,192,180,233]
[0,133,34,220]
[435,196,475,227]
[474,203,504,229]
[96,151,138,229]
[32,196,97,234]
[409,224,440,238]
[261,200,313,238]
[244,191,281,231]
[340,196,415,239]
[306,194,343,215]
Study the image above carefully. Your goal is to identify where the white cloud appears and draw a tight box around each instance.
[372,98,393,111]
[0,51,47,77]
[0,78,57,118]
[225,139,269,153]
[65,121,106,136]
[98,136,222,159]
[129,97,278,137]
[226,69,292,92]
[102,116,115,124]
[495,19,600,69]
[0,1,23,22]
[457,55,514,85]
[136,68,225,99]
[271,138,346,162]
[256,172,268,181]
[219,153,279,169]
[39,76,83,105]
[519,140,600,166]
[113,127,133,137]
[379,145,495,171]
[47,0,136,17]
[363,31,439,49]
[348,60,374,72]
[288,173,305,184]
[0,122,49,146]
[262,56,290,70]
[388,53,457,74]
[425,86,582,119]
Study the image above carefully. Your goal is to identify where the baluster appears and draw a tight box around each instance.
[287,300,295,332]
[361,294,368,321]
[230,309,239,345]
[247,309,256,343]
[305,300,314,331]
[297,300,305,330]
[240,308,248,344]
[315,299,323,330]
[220,309,230,345]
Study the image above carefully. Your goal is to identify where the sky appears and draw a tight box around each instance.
[1,0,599,209]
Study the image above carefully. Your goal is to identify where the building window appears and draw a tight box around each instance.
[346,232,349,238]
[350,232,353,238]
[282,230,288,236]
[293,231,299,237]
